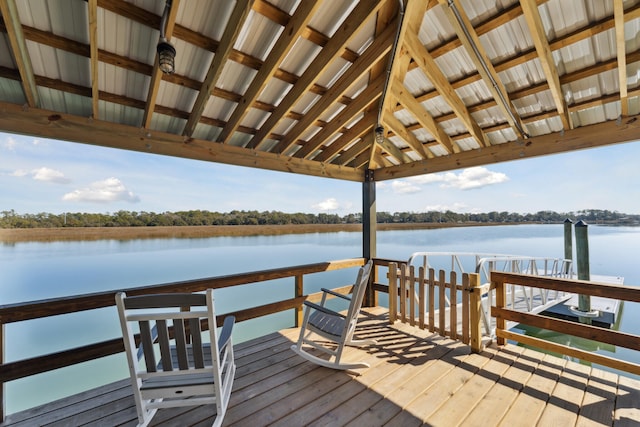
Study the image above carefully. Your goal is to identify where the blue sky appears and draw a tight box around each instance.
[1,130,639,216]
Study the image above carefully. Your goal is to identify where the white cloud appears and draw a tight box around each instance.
[391,180,421,194]
[32,167,70,184]
[425,202,469,212]
[312,198,340,211]
[406,167,509,191]
[11,169,29,177]
[4,136,16,151]
[63,177,140,204]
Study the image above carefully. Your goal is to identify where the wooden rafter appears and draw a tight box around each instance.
[390,76,453,155]
[142,0,180,129]
[0,0,38,107]
[404,30,489,148]
[520,0,572,130]
[245,0,385,151]
[377,113,640,181]
[314,110,377,163]
[614,1,628,117]
[293,75,385,160]
[371,0,427,168]
[88,0,99,119]
[216,1,321,145]
[182,0,254,137]
[273,20,396,155]
[438,0,528,139]
[331,128,373,166]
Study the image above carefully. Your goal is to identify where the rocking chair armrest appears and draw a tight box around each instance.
[218,315,236,351]
[320,288,352,301]
[303,301,346,318]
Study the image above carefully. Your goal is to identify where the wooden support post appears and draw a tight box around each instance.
[493,274,506,346]
[1,321,4,423]
[295,274,304,327]
[563,218,573,274]
[389,262,397,323]
[362,170,377,307]
[469,273,484,352]
[575,220,592,325]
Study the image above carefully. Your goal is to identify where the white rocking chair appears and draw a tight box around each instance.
[291,260,376,370]
[116,289,235,427]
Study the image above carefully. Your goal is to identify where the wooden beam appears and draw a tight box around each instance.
[182,0,254,137]
[438,0,528,139]
[217,1,321,145]
[371,0,426,167]
[245,0,385,150]
[376,0,427,124]
[390,76,453,155]
[293,75,385,160]
[331,128,374,166]
[313,109,377,163]
[0,101,363,182]
[273,20,396,155]
[375,115,640,180]
[88,0,99,119]
[0,0,38,107]
[404,31,489,148]
[520,0,572,130]
[614,0,628,116]
[143,0,180,129]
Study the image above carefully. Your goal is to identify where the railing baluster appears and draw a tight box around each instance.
[428,268,435,333]
[409,265,416,326]
[418,266,425,329]
[295,274,303,327]
[450,271,457,340]
[438,270,446,336]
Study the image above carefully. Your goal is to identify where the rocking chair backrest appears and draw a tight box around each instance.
[343,260,373,338]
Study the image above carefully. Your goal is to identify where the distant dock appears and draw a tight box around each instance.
[541,274,624,328]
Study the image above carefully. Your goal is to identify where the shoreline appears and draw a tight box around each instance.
[0,222,522,243]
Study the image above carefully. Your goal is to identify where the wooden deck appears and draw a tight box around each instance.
[2,307,639,426]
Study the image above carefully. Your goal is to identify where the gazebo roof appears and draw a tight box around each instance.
[1,0,639,183]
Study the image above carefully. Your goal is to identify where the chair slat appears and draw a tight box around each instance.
[189,318,205,368]
[173,318,189,369]
[157,319,172,371]
[139,320,156,372]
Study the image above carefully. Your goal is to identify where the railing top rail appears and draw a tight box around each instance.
[491,272,640,302]
[0,258,365,324]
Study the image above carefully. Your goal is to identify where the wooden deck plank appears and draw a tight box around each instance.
[459,344,535,427]
[576,368,619,427]
[1,308,634,427]
[425,345,516,425]
[498,351,568,426]
[614,375,640,426]
[537,360,591,426]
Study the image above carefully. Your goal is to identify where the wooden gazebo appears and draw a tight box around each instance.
[2,2,640,424]
[2,1,639,247]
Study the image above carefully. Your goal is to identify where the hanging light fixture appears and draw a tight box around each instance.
[375,125,385,145]
[157,0,176,74]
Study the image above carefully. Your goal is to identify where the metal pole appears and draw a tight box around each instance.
[362,169,377,307]
[575,220,591,324]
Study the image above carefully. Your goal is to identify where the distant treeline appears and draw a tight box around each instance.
[1,209,638,229]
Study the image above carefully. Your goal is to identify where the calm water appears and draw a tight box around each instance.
[1,224,639,413]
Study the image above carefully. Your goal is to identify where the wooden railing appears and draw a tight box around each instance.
[0,258,365,421]
[492,272,640,375]
[378,261,486,353]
